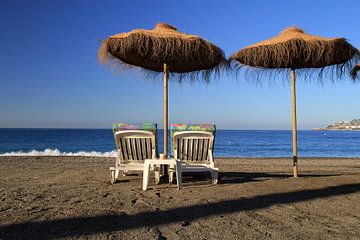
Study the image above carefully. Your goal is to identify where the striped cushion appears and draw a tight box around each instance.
[112,123,157,134]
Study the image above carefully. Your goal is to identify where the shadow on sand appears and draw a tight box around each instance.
[1,183,359,239]
[219,172,342,184]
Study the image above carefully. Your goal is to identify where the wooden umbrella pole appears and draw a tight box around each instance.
[163,63,168,158]
[291,69,298,178]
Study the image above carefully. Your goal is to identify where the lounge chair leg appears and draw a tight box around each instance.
[154,171,160,184]
[175,160,182,189]
[115,169,120,179]
[110,170,115,184]
[211,170,218,184]
[169,171,174,184]
[122,170,128,176]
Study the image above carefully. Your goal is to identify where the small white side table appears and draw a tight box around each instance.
[143,159,182,190]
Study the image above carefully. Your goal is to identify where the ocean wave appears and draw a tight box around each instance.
[0,148,117,157]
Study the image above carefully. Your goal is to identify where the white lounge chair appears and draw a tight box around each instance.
[170,127,218,185]
[110,126,159,184]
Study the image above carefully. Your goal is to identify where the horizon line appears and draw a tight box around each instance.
[0,127,320,131]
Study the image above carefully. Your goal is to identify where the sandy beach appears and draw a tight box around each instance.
[0,156,359,239]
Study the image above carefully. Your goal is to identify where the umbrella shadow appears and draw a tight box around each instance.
[219,172,343,184]
[1,183,359,240]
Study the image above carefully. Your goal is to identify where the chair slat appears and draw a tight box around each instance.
[126,138,133,160]
[137,138,143,160]
[142,138,146,159]
[129,138,134,160]
[176,138,180,160]
[184,139,188,160]
[136,138,141,160]
[124,138,129,160]
[150,139,153,158]
[189,139,193,161]
[179,139,183,160]
[192,139,198,161]
[132,138,138,160]
[201,139,207,161]
[143,138,147,159]
[203,139,209,161]
[121,138,128,161]
[146,138,151,159]
[118,137,125,161]
[198,139,203,161]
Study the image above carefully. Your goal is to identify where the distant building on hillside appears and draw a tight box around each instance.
[321,119,360,130]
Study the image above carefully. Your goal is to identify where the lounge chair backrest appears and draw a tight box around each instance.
[173,131,214,163]
[114,130,156,163]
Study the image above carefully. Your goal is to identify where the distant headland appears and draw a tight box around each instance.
[315,119,360,130]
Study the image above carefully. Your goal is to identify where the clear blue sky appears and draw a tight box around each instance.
[0,0,359,129]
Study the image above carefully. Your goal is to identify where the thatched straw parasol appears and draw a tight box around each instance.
[99,22,227,158]
[351,64,360,79]
[230,27,360,177]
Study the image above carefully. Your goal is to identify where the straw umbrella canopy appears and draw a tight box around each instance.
[230,27,360,177]
[98,22,227,158]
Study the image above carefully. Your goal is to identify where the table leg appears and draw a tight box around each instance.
[143,161,151,191]
[155,165,160,184]
[169,164,175,184]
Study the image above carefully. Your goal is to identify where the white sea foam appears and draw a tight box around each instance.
[0,148,117,157]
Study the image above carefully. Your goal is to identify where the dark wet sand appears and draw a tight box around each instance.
[0,156,359,239]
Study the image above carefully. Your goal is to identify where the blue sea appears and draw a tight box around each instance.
[0,129,359,157]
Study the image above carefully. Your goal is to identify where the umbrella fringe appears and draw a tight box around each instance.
[121,63,229,84]
[351,64,360,80]
[230,53,360,85]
